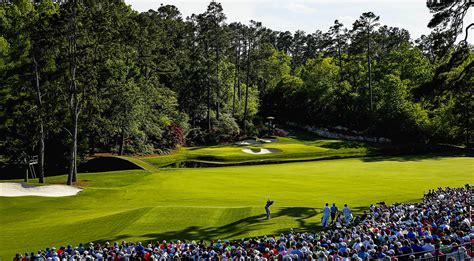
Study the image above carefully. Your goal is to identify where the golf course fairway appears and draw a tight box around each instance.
[0,156,472,258]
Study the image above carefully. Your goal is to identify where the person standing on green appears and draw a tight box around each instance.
[330,203,338,225]
[322,203,330,227]
[342,204,352,226]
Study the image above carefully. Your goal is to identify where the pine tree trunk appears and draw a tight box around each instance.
[215,46,220,121]
[232,40,241,116]
[68,107,78,185]
[205,41,211,132]
[367,29,373,112]
[338,44,343,82]
[67,141,74,185]
[68,4,78,185]
[232,70,236,116]
[243,39,251,134]
[119,129,125,156]
[238,38,243,100]
[72,111,78,182]
[38,121,45,183]
[33,55,45,184]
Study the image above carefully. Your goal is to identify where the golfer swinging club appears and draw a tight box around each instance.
[265,198,274,220]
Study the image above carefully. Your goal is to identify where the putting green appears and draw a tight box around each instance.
[0,156,472,258]
[141,137,373,167]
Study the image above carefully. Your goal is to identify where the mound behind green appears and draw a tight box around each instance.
[0,156,472,258]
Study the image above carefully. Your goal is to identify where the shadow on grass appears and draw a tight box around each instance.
[0,156,143,180]
[361,152,470,163]
[95,205,402,243]
[318,141,367,150]
[87,202,425,244]
[79,157,141,173]
[92,207,320,243]
[186,144,241,151]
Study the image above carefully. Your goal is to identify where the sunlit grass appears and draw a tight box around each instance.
[141,137,372,167]
[0,156,472,258]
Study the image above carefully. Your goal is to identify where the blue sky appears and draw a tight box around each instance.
[125,0,473,42]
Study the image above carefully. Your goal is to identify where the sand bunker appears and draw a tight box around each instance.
[260,138,277,143]
[235,139,260,145]
[0,182,83,197]
[241,148,282,155]
[235,138,277,145]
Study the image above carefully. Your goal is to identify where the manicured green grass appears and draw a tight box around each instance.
[116,156,160,173]
[0,156,472,258]
[141,137,373,167]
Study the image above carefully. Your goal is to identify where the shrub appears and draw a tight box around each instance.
[159,123,186,152]
[210,113,240,143]
[274,128,288,137]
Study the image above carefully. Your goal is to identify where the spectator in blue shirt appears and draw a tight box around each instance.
[322,203,330,227]
[411,238,424,256]
[330,203,338,225]
[342,204,352,226]
[407,228,417,239]
[290,243,303,260]
[357,246,369,259]
[135,242,145,253]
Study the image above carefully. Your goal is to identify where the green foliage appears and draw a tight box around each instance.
[0,1,472,177]
[233,84,259,126]
[210,113,240,143]
[424,47,473,144]
[258,46,292,93]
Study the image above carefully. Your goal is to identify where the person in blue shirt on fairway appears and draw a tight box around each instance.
[265,199,274,220]
[330,203,338,225]
[342,204,352,226]
[322,203,330,227]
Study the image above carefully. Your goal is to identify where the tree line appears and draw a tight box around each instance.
[0,0,472,183]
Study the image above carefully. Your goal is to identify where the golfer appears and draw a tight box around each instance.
[342,204,352,226]
[265,199,274,220]
[322,203,330,227]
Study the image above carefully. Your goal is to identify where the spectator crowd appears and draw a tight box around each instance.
[13,186,473,261]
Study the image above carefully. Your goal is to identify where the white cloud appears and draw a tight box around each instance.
[280,0,422,2]
[285,2,316,14]
[221,1,257,24]
[125,0,437,39]
[255,14,302,32]
[337,16,356,27]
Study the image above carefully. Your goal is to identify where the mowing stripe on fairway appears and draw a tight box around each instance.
[0,156,472,258]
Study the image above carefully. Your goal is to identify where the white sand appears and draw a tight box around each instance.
[260,138,277,143]
[0,182,83,197]
[235,139,260,145]
[235,138,277,145]
[241,148,282,155]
